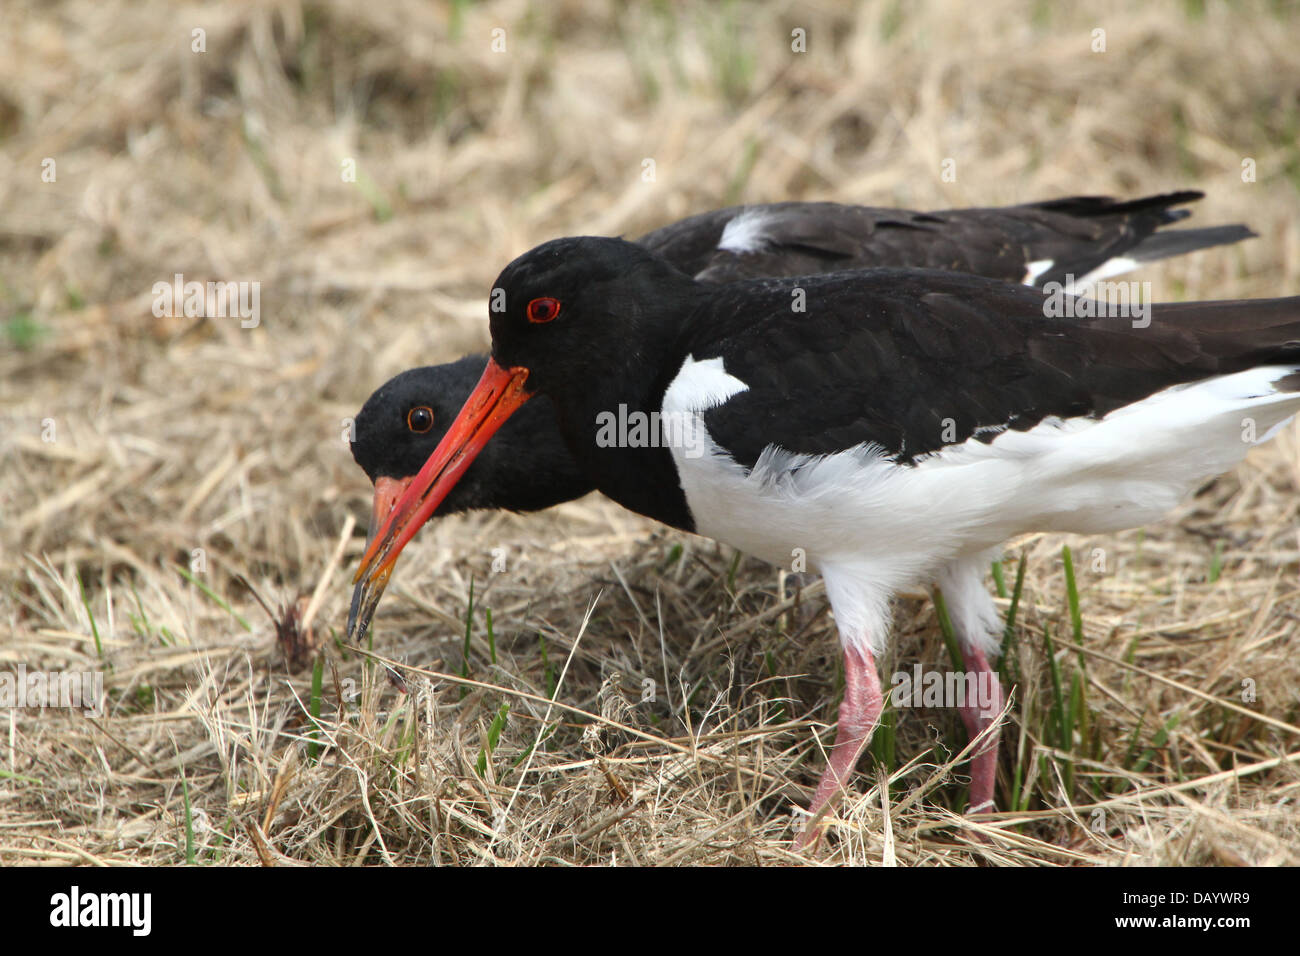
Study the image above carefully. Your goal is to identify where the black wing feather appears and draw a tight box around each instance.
[688,270,1300,468]
[635,193,1252,288]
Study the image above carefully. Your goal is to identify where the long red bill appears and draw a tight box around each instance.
[345,475,412,639]
[347,358,532,641]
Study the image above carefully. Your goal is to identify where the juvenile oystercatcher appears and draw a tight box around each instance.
[349,191,1253,568]
[350,236,1300,847]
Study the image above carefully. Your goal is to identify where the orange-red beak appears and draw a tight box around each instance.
[347,358,532,641]
[345,475,412,638]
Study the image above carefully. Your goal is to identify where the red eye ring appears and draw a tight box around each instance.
[526,296,561,324]
[406,406,434,433]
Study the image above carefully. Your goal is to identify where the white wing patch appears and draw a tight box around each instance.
[1021,258,1055,286]
[1073,255,1140,287]
[1023,256,1143,290]
[717,210,773,254]
[662,355,749,415]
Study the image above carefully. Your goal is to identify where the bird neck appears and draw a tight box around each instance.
[549,316,701,533]
[441,392,598,516]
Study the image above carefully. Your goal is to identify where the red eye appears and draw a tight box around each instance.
[526,297,561,324]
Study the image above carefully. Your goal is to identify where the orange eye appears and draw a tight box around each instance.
[526,297,561,324]
[406,406,434,433]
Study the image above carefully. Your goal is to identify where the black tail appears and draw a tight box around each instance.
[1028,190,1206,224]
[1128,224,1258,264]
[1026,191,1255,287]
[1147,295,1300,375]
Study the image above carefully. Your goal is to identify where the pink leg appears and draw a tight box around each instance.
[796,645,883,850]
[957,645,1001,814]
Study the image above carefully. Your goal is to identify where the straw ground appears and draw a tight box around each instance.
[2,0,1299,866]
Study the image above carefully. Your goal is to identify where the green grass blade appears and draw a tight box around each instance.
[181,772,196,865]
[476,702,510,777]
[378,702,405,743]
[991,559,1008,599]
[930,587,966,671]
[352,168,393,222]
[1133,713,1180,774]
[511,722,558,770]
[660,542,684,571]
[1061,546,1087,668]
[0,769,41,785]
[1060,545,1091,751]
[77,572,103,657]
[1011,751,1031,813]
[870,698,897,768]
[208,817,232,864]
[174,565,251,631]
[999,552,1028,687]
[1208,540,1224,583]
[392,705,417,768]
[1124,712,1147,772]
[307,654,324,764]
[460,578,475,700]
[129,579,164,645]
[1041,623,1066,748]
[1065,670,1082,795]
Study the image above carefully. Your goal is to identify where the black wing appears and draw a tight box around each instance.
[690,269,1300,468]
[636,193,1253,287]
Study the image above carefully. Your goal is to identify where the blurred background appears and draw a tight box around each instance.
[2,1,1299,865]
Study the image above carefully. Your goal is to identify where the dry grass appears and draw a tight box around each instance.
[2,0,1300,867]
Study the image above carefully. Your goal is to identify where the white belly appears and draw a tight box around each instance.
[664,357,1300,597]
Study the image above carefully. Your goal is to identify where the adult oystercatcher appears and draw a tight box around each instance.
[349,191,1253,568]
[350,236,1300,846]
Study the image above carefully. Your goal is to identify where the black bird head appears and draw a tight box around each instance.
[345,355,599,639]
[347,237,698,640]
[349,355,594,519]
[485,236,699,395]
